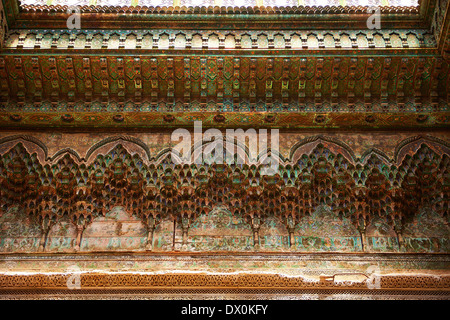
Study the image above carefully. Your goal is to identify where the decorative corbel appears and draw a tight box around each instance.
[286,215,296,249]
[251,215,261,250]
[393,215,405,252]
[145,214,157,251]
[357,215,368,252]
[38,212,57,252]
[181,215,190,250]
[72,214,92,252]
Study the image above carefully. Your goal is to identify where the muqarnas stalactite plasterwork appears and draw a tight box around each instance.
[0,132,448,254]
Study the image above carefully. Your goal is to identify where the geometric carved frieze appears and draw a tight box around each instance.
[0,252,449,295]
[0,272,449,291]
[4,29,436,51]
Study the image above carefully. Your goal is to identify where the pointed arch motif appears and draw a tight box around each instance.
[84,135,152,163]
[0,135,48,163]
[394,135,450,165]
[289,135,356,164]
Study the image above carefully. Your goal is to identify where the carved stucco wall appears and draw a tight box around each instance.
[0,130,448,255]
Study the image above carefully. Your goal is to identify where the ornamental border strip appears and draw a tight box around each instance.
[1,99,448,113]
[0,272,449,290]
[18,4,421,15]
[3,28,436,51]
[1,252,449,262]
[0,111,448,130]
